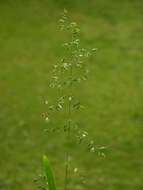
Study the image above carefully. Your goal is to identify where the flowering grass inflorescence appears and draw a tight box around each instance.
[38,10,106,190]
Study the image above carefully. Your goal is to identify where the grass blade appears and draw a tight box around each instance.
[43,155,57,190]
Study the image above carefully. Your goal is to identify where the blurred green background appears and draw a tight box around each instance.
[0,0,143,190]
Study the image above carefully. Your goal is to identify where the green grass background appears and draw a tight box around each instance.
[0,0,143,189]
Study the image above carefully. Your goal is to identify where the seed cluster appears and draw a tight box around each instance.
[40,10,106,190]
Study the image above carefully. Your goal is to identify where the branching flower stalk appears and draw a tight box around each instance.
[59,10,91,190]
[40,10,106,190]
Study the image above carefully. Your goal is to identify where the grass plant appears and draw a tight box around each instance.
[41,10,98,190]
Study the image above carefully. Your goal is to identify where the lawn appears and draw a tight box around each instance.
[0,0,143,190]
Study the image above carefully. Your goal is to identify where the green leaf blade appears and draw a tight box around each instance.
[43,155,57,190]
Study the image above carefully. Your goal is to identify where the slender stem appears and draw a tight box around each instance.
[64,97,72,190]
[64,24,79,189]
[64,153,69,190]
[64,43,74,190]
